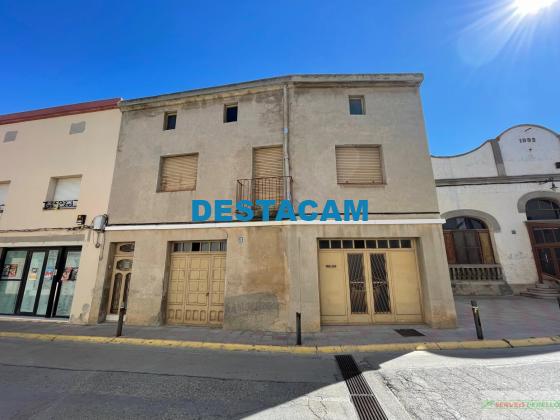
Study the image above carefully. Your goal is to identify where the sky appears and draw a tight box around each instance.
[0,0,558,155]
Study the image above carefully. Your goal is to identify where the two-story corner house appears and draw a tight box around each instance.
[92,74,457,332]
[433,124,560,298]
[0,99,121,323]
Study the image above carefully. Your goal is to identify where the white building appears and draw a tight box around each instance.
[432,124,560,297]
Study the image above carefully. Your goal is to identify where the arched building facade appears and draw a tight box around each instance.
[432,124,560,297]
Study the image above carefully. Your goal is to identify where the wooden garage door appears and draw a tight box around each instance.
[167,252,226,325]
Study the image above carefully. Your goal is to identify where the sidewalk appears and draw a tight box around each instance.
[0,297,559,351]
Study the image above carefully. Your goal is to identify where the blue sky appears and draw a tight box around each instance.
[0,0,558,155]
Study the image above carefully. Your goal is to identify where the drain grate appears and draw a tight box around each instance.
[335,355,388,420]
[394,328,425,337]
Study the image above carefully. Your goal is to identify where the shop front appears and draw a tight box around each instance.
[0,246,81,318]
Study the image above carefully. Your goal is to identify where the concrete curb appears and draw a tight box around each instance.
[1,331,560,354]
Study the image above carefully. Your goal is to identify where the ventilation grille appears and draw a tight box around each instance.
[69,121,86,134]
[3,131,17,142]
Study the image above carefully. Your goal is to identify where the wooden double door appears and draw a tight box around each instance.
[167,252,226,326]
[319,244,423,325]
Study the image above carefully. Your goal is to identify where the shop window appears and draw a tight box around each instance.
[0,250,28,314]
[443,216,495,264]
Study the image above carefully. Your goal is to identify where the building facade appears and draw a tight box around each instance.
[0,99,121,322]
[90,74,457,332]
[432,124,560,297]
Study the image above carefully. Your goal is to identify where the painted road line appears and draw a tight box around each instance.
[1,331,559,354]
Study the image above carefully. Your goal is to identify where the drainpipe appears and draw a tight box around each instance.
[282,84,292,203]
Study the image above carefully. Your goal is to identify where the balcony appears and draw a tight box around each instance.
[43,200,78,210]
[236,176,292,218]
[449,264,504,281]
[0,204,4,213]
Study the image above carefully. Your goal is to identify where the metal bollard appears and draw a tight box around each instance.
[296,312,302,345]
[116,306,126,337]
[471,300,484,340]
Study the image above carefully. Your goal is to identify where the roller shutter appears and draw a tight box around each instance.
[253,146,283,178]
[160,154,198,192]
[335,145,383,184]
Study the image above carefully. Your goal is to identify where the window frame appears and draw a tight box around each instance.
[349,95,365,115]
[526,198,560,221]
[0,181,9,213]
[223,103,238,123]
[157,153,199,193]
[335,144,385,186]
[443,216,496,265]
[163,112,177,131]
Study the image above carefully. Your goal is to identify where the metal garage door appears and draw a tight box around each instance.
[167,241,226,326]
[318,238,423,325]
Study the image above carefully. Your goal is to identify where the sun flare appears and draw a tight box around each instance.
[514,0,558,16]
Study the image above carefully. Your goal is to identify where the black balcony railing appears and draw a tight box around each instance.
[236,176,292,218]
[43,200,78,210]
[0,204,4,213]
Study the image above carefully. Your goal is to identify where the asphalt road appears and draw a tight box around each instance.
[0,338,559,419]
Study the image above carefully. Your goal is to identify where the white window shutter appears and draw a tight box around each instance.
[53,177,81,201]
[0,183,8,205]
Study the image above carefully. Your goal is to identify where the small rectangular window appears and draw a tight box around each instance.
[389,240,400,249]
[159,154,198,192]
[400,239,412,248]
[331,240,342,249]
[164,112,177,130]
[377,240,388,249]
[224,104,238,123]
[349,96,365,115]
[366,240,377,249]
[0,182,9,212]
[342,240,354,249]
[319,240,330,249]
[52,177,81,201]
[354,240,365,249]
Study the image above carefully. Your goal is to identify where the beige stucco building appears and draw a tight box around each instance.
[0,99,121,322]
[433,124,560,298]
[92,74,457,332]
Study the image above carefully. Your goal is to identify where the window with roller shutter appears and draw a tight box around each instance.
[0,182,9,212]
[51,177,81,201]
[159,154,198,192]
[335,145,384,185]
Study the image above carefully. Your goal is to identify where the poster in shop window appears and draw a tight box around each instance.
[61,267,73,281]
[2,264,18,279]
